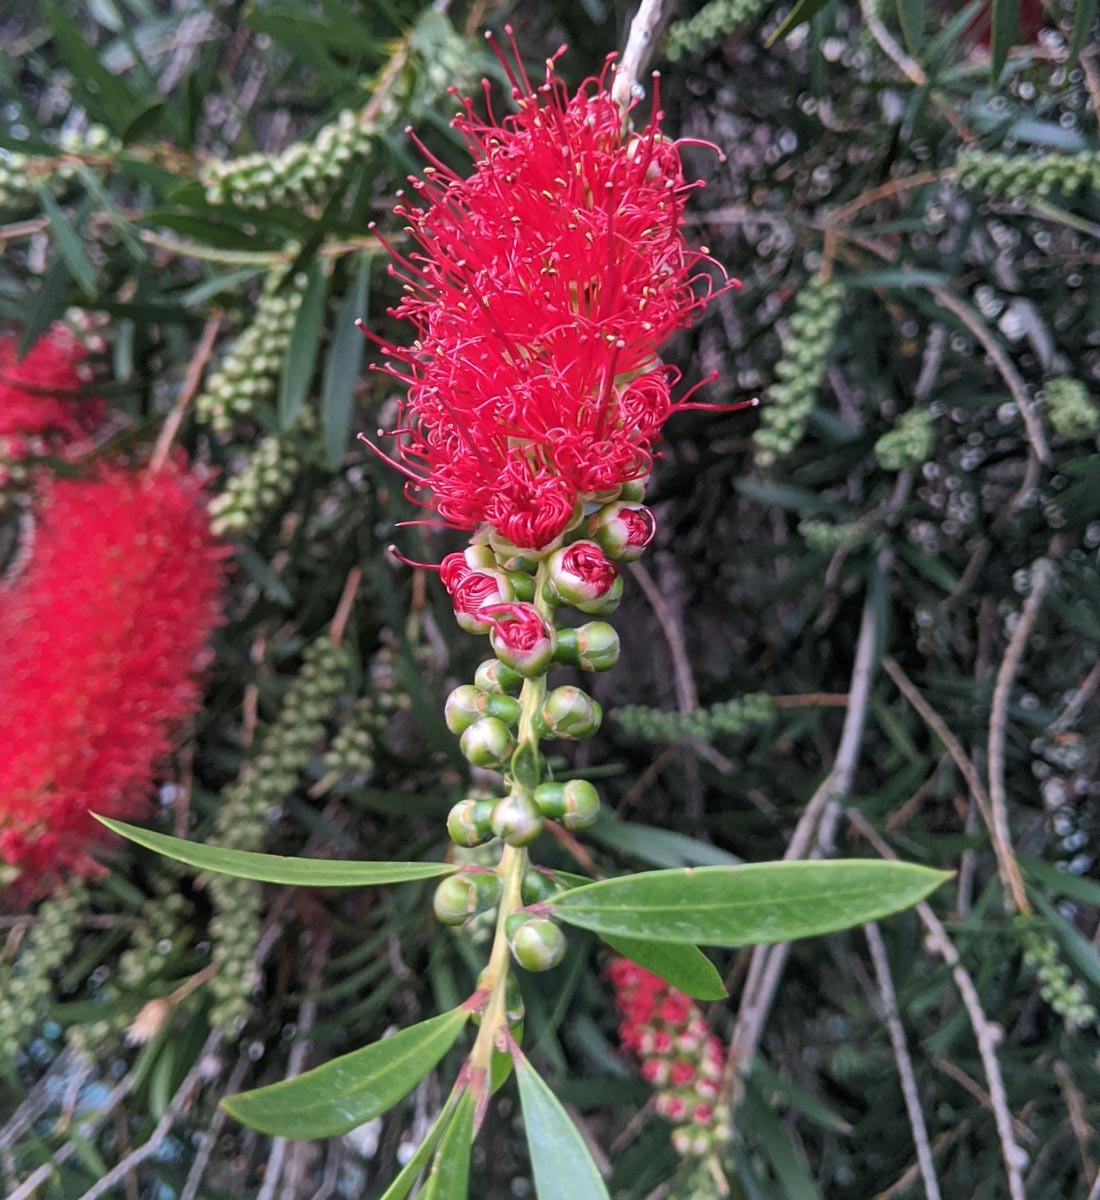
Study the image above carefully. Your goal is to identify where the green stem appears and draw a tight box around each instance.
[468,562,553,1101]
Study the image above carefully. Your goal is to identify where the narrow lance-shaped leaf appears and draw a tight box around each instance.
[767,0,833,45]
[513,1048,610,1200]
[421,1088,475,1200]
[550,860,950,946]
[601,936,727,1001]
[95,816,456,887]
[379,1086,465,1200]
[280,259,329,429]
[322,255,370,469]
[989,0,1020,83]
[222,1008,469,1138]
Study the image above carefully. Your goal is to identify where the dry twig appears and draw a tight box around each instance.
[149,312,223,473]
[612,0,674,110]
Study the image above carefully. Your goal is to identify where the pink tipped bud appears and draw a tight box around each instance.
[451,569,515,635]
[590,502,656,562]
[480,602,556,676]
[545,540,621,612]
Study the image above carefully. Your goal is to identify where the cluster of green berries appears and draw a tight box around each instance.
[614,692,775,744]
[753,275,845,467]
[0,883,86,1065]
[1021,923,1097,1030]
[200,108,380,211]
[798,518,868,554]
[956,150,1100,201]
[209,430,301,536]
[1044,376,1100,442]
[874,408,936,472]
[209,636,350,1034]
[69,886,192,1053]
[665,0,771,61]
[195,272,309,431]
[0,126,117,217]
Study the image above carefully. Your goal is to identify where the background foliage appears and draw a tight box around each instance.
[2,0,1100,1197]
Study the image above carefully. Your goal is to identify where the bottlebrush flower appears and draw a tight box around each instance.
[365,32,739,552]
[609,957,732,1159]
[0,326,105,459]
[0,464,227,898]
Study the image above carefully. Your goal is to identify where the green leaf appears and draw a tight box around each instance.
[896,0,925,55]
[551,861,950,946]
[743,1080,824,1200]
[44,1,140,135]
[768,0,833,44]
[222,1008,469,1138]
[422,1089,475,1200]
[514,1049,610,1200]
[379,1088,463,1200]
[989,0,1019,83]
[322,255,371,469]
[94,817,456,887]
[602,936,727,1001]
[847,269,950,290]
[280,260,329,429]
[1021,855,1100,908]
[37,189,96,298]
[1070,0,1098,60]
[590,811,741,868]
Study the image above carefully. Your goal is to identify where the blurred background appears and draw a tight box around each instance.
[2,1,1099,1197]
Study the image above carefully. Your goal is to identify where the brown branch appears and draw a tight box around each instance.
[612,0,674,110]
[149,312,223,473]
[329,567,363,646]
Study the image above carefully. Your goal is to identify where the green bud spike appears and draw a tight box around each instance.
[446,797,498,847]
[534,686,603,741]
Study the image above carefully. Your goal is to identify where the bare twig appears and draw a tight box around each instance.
[629,560,698,713]
[932,1058,1033,1144]
[1054,1060,1096,1182]
[329,567,363,646]
[847,810,1029,1200]
[987,556,1054,914]
[864,921,942,1200]
[179,1054,249,1200]
[149,312,223,473]
[859,0,926,84]
[726,582,881,1112]
[612,0,674,110]
[872,1121,973,1200]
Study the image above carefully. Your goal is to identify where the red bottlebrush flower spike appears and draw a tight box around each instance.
[609,957,732,1160]
[0,465,228,899]
[0,326,105,454]
[365,32,740,551]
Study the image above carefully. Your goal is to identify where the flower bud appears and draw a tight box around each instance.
[459,717,515,768]
[444,684,483,735]
[502,569,537,602]
[474,658,524,695]
[433,873,497,925]
[534,779,600,830]
[480,603,556,677]
[438,545,498,590]
[590,502,656,562]
[446,796,497,847]
[545,541,620,612]
[451,570,515,636]
[490,791,543,846]
[522,868,567,904]
[534,686,602,741]
[507,914,566,972]
[555,621,621,671]
[619,477,648,502]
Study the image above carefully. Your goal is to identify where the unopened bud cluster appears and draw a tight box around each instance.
[614,692,774,744]
[196,272,309,431]
[0,126,118,217]
[0,884,86,1067]
[210,430,301,535]
[1020,923,1097,1030]
[201,108,379,211]
[754,274,845,466]
[1044,376,1100,442]
[609,958,732,1160]
[956,149,1100,201]
[209,636,350,1033]
[874,408,935,472]
[799,517,868,554]
[665,0,771,61]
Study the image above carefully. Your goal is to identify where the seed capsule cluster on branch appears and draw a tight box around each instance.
[614,692,775,744]
[956,149,1100,200]
[874,407,936,472]
[665,0,772,62]
[753,274,845,467]
[1043,376,1100,442]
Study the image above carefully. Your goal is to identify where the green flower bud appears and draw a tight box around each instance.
[503,569,537,601]
[474,658,524,695]
[572,621,621,671]
[589,502,656,562]
[522,868,566,904]
[446,797,498,847]
[619,477,648,502]
[507,914,566,972]
[490,792,543,846]
[459,717,515,768]
[545,541,621,610]
[445,685,484,735]
[432,875,480,925]
[534,778,601,830]
[535,686,603,741]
